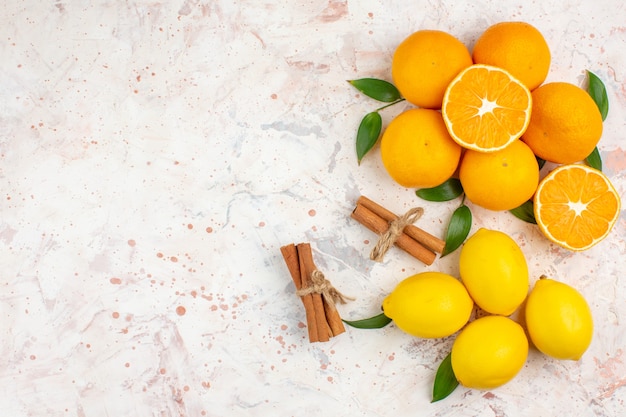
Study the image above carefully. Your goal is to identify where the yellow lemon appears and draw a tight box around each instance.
[451,315,529,389]
[525,276,593,360]
[459,228,529,315]
[382,272,473,338]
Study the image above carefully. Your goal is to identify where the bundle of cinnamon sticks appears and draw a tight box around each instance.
[280,197,443,342]
[280,243,347,343]
[351,195,445,265]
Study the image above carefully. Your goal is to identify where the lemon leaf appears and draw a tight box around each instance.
[536,156,546,170]
[441,204,472,257]
[510,200,536,224]
[343,312,391,329]
[585,147,603,171]
[356,111,382,164]
[348,78,402,103]
[416,178,464,202]
[587,70,608,121]
[432,352,459,402]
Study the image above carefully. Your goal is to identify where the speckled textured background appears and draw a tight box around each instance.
[2,1,625,416]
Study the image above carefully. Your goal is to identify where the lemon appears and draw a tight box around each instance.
[459,228,529,315]
[382,272,473,338]
[451,315,529,389]
[525,276,593,360]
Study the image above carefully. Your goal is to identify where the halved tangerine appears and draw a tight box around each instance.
[442,64,532,152]
[534,164,621,251]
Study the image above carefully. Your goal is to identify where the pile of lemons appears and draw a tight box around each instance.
[382,228,593,390]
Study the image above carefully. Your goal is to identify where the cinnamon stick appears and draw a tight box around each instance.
[281,242,348,342]
[323,289,346,337]
[280,244,318,342]
[357,195,446,254]
[351,202,437,265]
[297,243,331,342]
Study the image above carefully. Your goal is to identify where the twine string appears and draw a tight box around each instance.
[370,206,424,262]
[296,270,354,309]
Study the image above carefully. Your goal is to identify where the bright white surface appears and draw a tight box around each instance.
[2,1,625,416]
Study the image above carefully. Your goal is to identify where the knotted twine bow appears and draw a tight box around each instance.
[296,270,355,309]
[370,206,424,262]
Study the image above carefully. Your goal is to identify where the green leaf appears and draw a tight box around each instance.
[343,312,392,329]
[585,146,603,171]
[587,71,609,121]
[416,178,464,202]
[509,200,536,224]
[432,352,459,402]
[441,205,472,257]
[356,111,382,164]
[348,78,402,103]
[536,156,546,170]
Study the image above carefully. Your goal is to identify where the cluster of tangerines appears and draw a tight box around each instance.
[380,21,620,251]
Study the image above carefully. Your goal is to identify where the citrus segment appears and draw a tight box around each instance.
[391,30,473,109]
[442,64,532,152]
[534,164,621,251]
